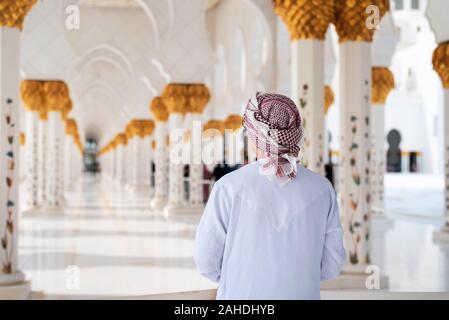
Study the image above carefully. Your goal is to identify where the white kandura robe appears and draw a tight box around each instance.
[195,162,346,300]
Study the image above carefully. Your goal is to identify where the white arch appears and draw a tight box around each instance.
[72,44,135,83]
[134,0,161,49]
[78,56,132,93]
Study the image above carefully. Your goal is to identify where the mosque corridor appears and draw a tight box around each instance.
[16,173,449,299]
[18,175,214,299]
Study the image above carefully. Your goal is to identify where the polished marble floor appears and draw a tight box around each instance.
[18,173,449,299]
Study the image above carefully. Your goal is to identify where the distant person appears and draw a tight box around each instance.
[195,92,346,300]
[212,163,241,182]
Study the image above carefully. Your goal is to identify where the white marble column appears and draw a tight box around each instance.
[0,25,30,299]
[224,115,244,165]
[339,41,372,271]
[59,119,66,203]
[131,135,153,193]
[203,121,225,171]
[37,112,47,207]
[24,110,39,210]
[125,136,135,189]
[64,134,74,192]
[115,134,127,186]
[434,89,449,242]
[151,121,168,211]
[146,137,154,196]
[109,148,115,180]
[330,2,389,286]
[112,146,118,182]
[45,111,63,209]
[432,41,449,242]
[74,143,83,184]
[292,40,325,174]
[273,1,333,175]
[370,104,385,214]
[165,112,185,215]
[371,12,399,215]
[19,133,26,184]
[188,113,204,210]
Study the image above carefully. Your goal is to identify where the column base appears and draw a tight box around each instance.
[321,272,389,290]
[433,227,449,243]
[40,206,65,215]
[164,203,202,224]
[130,185,152,195]
[21,206,42,215]
[151,197,167,211]
[0,271,31,300]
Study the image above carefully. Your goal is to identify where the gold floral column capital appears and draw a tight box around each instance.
[125,121,135,140]
[324,85,334,114]
[188,84,210,114]
[334,0,389,43]
[150,97,169,122]
[162,84,189,114]
[39,107,48,121]
[272,0,334,40]
[65,119,77,136]
[372,67,395,104]
[141,120,155,137]
[20,79,45,112]
[61,99,73,120]
[224,115,243,131]
[115,133,128,146]
[433,41,449,89]
[0,0,37,30]
[203,119,225,137]
[43,80,70,113]
[127,119,155,138]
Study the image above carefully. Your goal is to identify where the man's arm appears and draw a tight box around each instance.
[194,181,229,283]
[321,188,346,281]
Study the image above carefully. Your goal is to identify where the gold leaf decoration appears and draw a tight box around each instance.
[334,0,389,43]
[150,97,169,122]
[0,0,37,30]
[371,67,395,104]
[433,41,449,89]
[43,80,70,112]
[324,85,334,114]
[273,0,334,40]
[20,79,45,112]
[224,114,243,131]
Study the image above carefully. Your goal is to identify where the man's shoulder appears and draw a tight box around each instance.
[214,163,256,189]
[298,165,332,187]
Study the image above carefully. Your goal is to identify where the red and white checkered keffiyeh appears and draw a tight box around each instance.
[243,92,303,186]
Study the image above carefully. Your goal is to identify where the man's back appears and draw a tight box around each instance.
[195,162,346,300]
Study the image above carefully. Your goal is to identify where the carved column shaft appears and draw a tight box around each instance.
[37,110,47,206]
[433,41,449,235]
[273,0,333,174]
[0,1,37,295]
[370,67,394,215]
[24,111,39,208]
[43,81,69,209]
[0,27,22,285]
[334,0,389,271]
[187,84,210,210]
[224,115,244,165]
